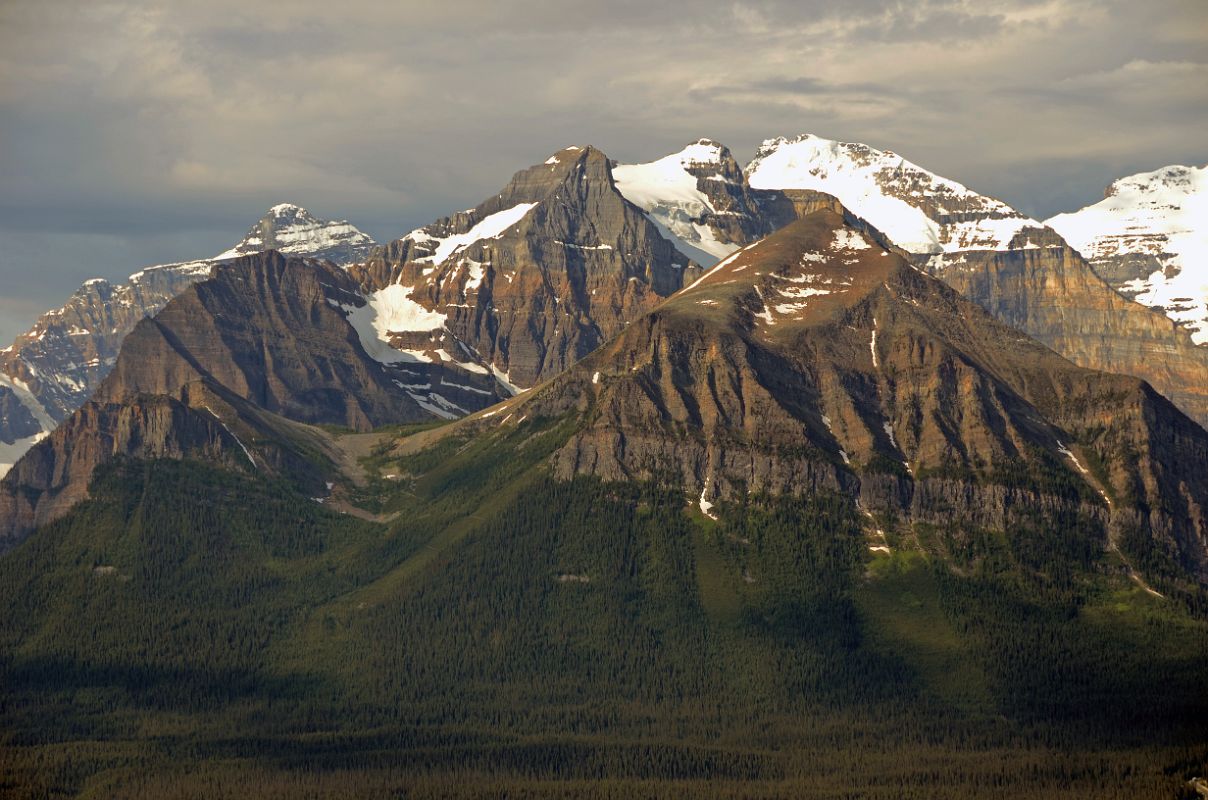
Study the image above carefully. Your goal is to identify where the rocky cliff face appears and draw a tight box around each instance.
[1045,164,1207,346]
[744,134,1208,430]
[0,206,376,475]
[0,252,507,545]
[922,227,1208,427]
[471,211,1208,584]
[349,145,705,390]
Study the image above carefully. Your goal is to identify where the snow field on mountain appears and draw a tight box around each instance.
[1047,164,1208,344]
[613,142,740,261]
[746,134,1037,254]
[410,202,539,265]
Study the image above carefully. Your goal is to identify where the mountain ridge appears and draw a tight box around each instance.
[0,205,377,475]
[741,133,1208,430]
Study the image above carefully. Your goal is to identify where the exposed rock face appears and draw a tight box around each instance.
[0,206,376,475]
[483,211,1208,584]
[922,228,1208,427]
[0,252,506,545]
[349,145,704,390]
[1045,164,1207,345]
[744,134,1208,430]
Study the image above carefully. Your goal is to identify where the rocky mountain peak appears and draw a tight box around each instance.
[350,145,707,390]
[0,203,377,476]
[215,203,376,263]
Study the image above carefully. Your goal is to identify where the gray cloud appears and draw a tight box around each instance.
[0,0,1205,342]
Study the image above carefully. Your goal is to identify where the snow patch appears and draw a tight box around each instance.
[869,318,879,368]
[883,420,897,448]
[489,364,523,395]
[340,284,448,365]
[832,229,871,250]
[698,484,718,519]
[752,286,776,326]
[1056,440,1090,475]
[413,202,539,265]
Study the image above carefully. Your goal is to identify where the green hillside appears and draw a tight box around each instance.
[2,416,1206,799]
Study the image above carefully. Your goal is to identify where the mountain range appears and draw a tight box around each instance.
[1,133,1206,798]
[5,136,1205,481]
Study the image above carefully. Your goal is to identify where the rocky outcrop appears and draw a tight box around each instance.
[475,211,1208,584]
[350,145,705,389]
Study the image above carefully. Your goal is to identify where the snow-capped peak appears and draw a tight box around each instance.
[214,204,376,264]
[612,140,744,263]
[675,138,727,166]
[745,134,1038,254]
[269,202,309,216]
[1046,163,1208,344]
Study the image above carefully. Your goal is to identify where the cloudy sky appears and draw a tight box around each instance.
[1,0,1205,342]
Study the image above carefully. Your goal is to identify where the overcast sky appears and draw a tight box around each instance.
[1,0,1205,343]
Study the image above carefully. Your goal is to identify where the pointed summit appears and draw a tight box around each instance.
[348,144,702,390]
[215,203,376,264]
